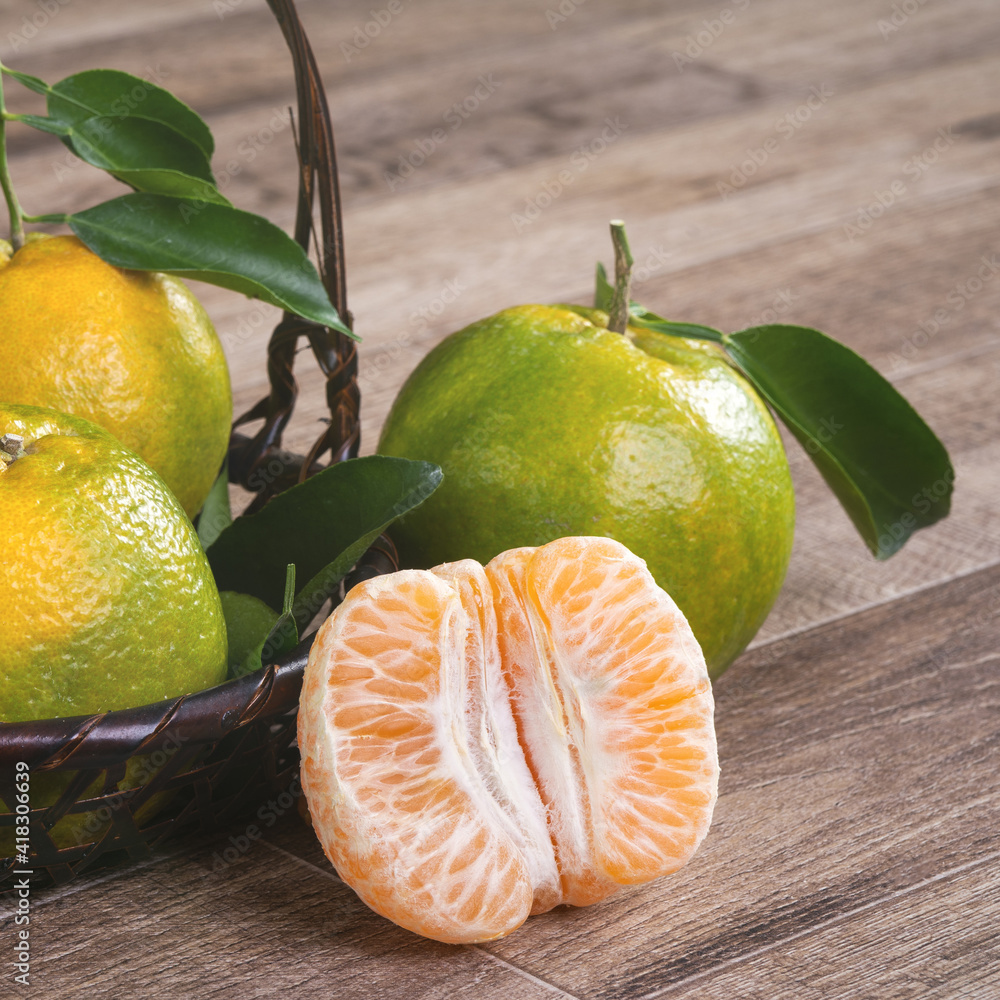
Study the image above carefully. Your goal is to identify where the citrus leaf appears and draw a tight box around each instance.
[595,261,614,311]
[257,613,299,671]
[255,566,300,673]
[46,68,214,157]
[206,456,443,627]
[594,265,726,344]
[197,463,232,549]
[63,114,228,204]
[220,591,280,678]
[1,66,51,96]
[280,563,297,616]
[220,568,300,678]
[723,324,953,559]
[8,113,71,137]
[628,306,726,344]
[67,193,354,335]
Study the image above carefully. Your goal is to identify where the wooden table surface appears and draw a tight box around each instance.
[3,0,999,996]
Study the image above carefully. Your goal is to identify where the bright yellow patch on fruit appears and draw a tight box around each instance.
[0,403,228,724]
[0,234,231,517]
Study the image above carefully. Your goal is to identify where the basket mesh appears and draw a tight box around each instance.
[0,0,382,894]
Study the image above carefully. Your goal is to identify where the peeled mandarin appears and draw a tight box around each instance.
[298,536,718,943]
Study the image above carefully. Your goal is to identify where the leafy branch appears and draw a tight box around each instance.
[0,64,353,336]
[597,226,953,559]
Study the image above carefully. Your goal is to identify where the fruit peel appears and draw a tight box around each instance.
[378,303,795,676]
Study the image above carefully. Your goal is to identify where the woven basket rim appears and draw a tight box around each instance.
[0,0,369,893]
[0,635,314,771]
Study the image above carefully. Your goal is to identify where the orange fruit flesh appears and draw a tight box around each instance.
[298,536,718,943]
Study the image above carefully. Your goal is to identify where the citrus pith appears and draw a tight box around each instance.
[377,304,796,677]
[0,234,232,517]
[298,536,718,943]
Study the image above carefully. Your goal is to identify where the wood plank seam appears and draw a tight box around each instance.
[0,850,176,920]
[261,838,584,997]
[468,948,585,1000]
[743,554,1000,661]
[636,849,1000,998]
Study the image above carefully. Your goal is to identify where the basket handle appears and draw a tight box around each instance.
[229,0,360,506]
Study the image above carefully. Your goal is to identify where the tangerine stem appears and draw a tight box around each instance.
[0,66,25,251]
[608,220,634,334]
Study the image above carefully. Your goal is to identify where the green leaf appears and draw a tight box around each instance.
[2,66,51,97]
[67,194,354,335]
[206,456,443,630]
[280,563,297,616]
[258,566,300,670]
[197,463,232,549]
[592,261,724,341]
[595,261,614,311]
[7,114,71,137]
[220,568,300,678]
[63,114,228,204]
[723,324,953,558]
[46,68,214,157]
[628,306,726,345]
[219,591,280,679]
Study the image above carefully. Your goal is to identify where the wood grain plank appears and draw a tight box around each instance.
[326,45,1000,402]
[651,857,1000,999]
[6,17,993,639]
[0,0,993,633]
[5,0,998,193]
[7,817,576,999]
[476,559,1000,997]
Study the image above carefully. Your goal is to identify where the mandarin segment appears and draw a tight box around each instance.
[299,571,535,943]
[487,545,622,908]
[514,538,717,886]
[431,559,562,914]
[298,536,719,943]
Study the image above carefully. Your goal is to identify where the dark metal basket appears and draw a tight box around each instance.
[0,0,388,893]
